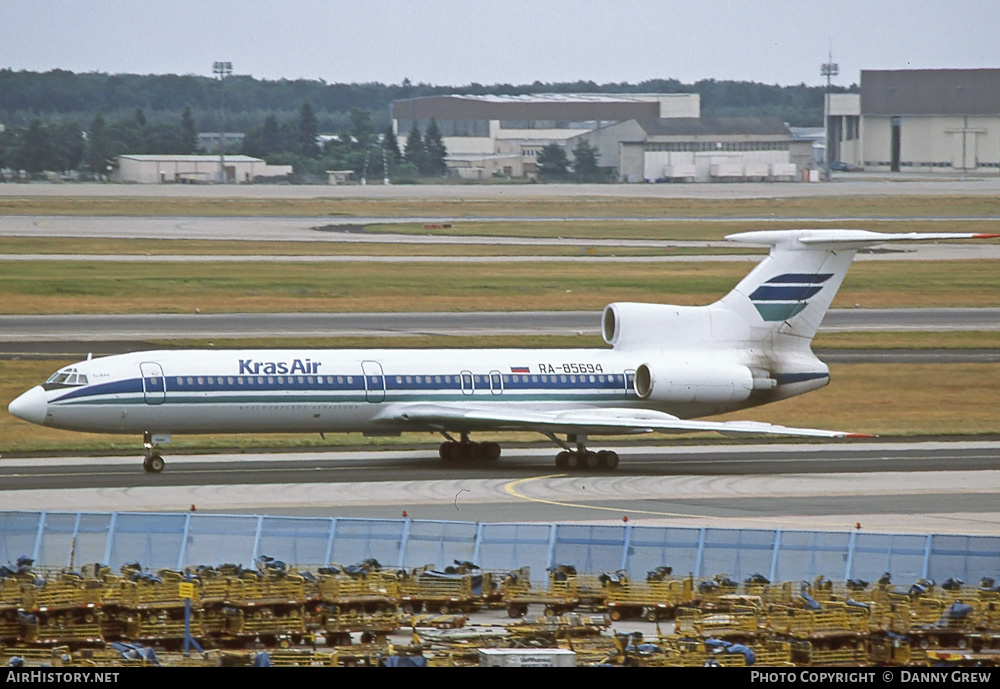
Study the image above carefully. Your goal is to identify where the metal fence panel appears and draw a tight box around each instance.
[699,528,777,580]
[476,523,553,579]
[34,512,81,569]
[328,519,406,568]
[256,516,338,568]
[107,513,188,571]
[773,530,854,582]
[848,533,930,582]
[181,514,261,569]
[621,525,701,577]
[926,534,1000,584]
[70,513,115,569]
[402,520,478,571]
[0,512,44,566]
[551,524,628,574]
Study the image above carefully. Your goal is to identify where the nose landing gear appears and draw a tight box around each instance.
[142,431,166,473]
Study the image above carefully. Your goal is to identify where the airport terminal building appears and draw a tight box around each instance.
[828,68,1000,173]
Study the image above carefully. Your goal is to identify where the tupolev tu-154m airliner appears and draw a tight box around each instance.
[9,229,997,473]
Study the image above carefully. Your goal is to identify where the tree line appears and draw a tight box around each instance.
[0,68,854,180]
[0,99,446,182]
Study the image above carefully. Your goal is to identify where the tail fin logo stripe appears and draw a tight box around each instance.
[750,284,825,301]
[765,273,834,284]
[751,273,834,322]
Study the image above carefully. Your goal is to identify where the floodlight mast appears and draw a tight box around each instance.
[213,61,233,183]
[821,46,839,180]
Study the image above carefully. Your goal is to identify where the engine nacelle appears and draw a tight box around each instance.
[634,362,755,404]
[602,302,714,349]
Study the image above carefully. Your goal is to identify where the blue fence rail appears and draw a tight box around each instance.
[2,511,998,585]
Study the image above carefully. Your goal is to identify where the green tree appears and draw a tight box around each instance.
[423,117,447,176]
[298,100,319,157]
[180,105,197,153]
[537,142,569,178]
[49,120,84,170]
[349,108,375,148]
[262,114,280,154]
[571,139,599,178]
[23,120,53,174]
[383,126,401,162]
[85,113,111,177]
[403,122,425,174]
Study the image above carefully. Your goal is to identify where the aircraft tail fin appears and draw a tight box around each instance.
[719,229,997,343]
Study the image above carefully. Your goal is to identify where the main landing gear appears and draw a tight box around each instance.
[142,431,165,473]
[549,433,619,471]
[437,432,620,471]
[438,432,501,463]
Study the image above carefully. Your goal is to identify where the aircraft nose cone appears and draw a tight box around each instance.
[8,386,48,425]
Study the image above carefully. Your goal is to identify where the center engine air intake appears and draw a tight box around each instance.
[634,362,755,404]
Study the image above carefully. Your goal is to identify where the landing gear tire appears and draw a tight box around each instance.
[584,451,599,469]
[143,453,165,473]
[555,451,570,469]
[598,451,619,470]
[439,440,502,463]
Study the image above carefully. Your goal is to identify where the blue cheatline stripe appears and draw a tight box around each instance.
[51,378,143,403]
[50,374,636,407]
[749,284,825,301]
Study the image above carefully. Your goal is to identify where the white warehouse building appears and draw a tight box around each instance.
[112,155,292,184]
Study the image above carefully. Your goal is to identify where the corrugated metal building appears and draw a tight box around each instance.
[828,69,1000,173]
[569,117,797,183]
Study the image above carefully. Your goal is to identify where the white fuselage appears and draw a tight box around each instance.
[28,345,826,437]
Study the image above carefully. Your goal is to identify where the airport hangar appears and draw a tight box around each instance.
[827,68,1000,174]
[391,92,810,183]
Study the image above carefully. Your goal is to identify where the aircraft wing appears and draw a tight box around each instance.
[371,403,867,439]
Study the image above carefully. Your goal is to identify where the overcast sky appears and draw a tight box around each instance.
[3,1,998,88]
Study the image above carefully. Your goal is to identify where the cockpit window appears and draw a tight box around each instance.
[44,368,87,388]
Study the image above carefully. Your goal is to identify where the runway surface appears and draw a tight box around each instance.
[4,216,1000,260]
[2,441,998,535]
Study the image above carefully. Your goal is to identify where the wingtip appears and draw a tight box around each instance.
[845,433,877,439]
[972,233,1000,239]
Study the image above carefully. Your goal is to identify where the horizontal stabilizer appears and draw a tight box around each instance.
[727,229,999,250]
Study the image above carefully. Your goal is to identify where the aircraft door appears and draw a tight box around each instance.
[489,370,504,395]
[623,368,637,397]
[140,362,166,405]
[361,360,385,402]
[460,370,474,396]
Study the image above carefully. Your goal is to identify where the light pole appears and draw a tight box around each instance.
[213,61,232,183]
[820,48,839,180]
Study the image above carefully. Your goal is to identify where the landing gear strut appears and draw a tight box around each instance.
[438,432,501,463]
[551,434,619,471]
[142,431,165,473]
